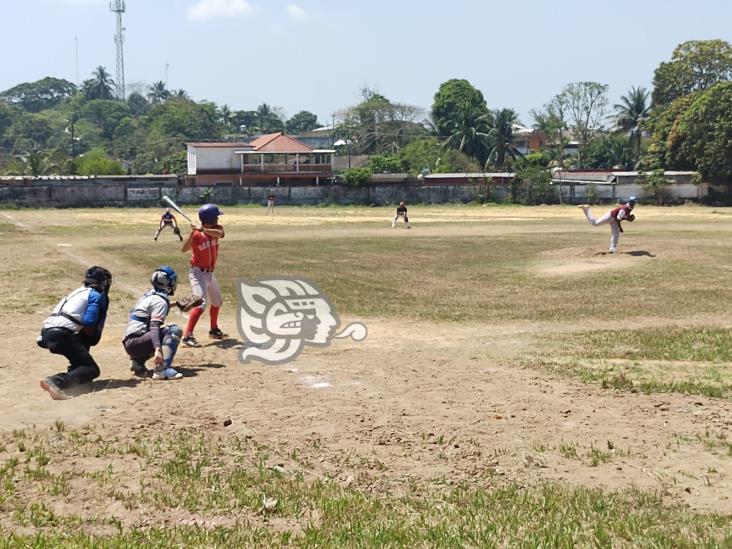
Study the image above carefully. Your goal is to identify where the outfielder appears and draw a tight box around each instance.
[578,197,636,253]
[154,208,183,241]
[123,266,184,380]
[392,201,411,229]
[37,266,112,400]
[180,203,227,347]
[266,193,276,215]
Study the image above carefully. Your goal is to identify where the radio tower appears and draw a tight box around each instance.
[110,0,126,99]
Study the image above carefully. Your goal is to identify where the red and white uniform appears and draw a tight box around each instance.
[580,203,634,253]
[188,227,223,309]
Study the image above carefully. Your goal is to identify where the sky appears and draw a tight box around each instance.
[1,0,731,126]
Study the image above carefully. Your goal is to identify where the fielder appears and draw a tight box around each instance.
[578,197,636,253]
[37,266,112,400]
[180,203,227,347]
[123,266,184,380]
[154,208,183,241]
[392,201,411,229]
[266,193,276,215]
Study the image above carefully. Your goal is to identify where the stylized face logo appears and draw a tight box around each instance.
[237,278,366,365]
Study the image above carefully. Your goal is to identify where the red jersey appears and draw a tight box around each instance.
[610,204,633,220]
[190,227,222,270]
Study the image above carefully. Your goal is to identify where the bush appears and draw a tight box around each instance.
[368,155,403,174]
[511,167,558,205]
[341,167,372,186]
[73,147,124,176]
[639,170,670,205]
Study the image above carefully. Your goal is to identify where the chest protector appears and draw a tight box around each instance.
[43,287,92,333]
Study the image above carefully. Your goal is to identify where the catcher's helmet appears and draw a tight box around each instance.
[84,266,111,292]
[151,265,177,296]
[198,203,223,224]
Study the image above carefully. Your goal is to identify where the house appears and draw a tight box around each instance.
[511,124,547,155]
[186,132,335,186]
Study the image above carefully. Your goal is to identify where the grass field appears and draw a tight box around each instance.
[0,204,731,546]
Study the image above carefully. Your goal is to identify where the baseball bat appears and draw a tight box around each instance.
[162,195,194,224]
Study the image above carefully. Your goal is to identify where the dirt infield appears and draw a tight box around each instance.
[1,204,731,537]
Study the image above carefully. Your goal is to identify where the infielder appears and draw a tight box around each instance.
[37,266,112,400]
[123,266,184,380]
[180,203,226,347]
[154,208,183,241]
[578,197,636,253]
[392,201,411,229]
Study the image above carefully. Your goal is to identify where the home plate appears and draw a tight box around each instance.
[298,375,331,389]
[57,243,72,247]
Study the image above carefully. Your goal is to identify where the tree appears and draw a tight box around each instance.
[218,104,233,131]
[642,92,700,171]
[148,99,221,140]
[531,97,568,167]
[651,40,732,107]
[127,92,148,116]
[6,112,54,152]
[614,86,650,161]
[399,137,480,175]
[0,77,77,112]
[431,79,489,140]
[286,110,319,133]
[485,108,523,168]
[254,103,285,133]
[79,99,131,140]
[584,133,633,169]
[368,155,403,174]
[5,149,67,176]
[147,81,171,104]
[441,98,491,163]
[74,147,124,175]
[82,67,115,100]
[233,110,258,133]
[556,82,609,168]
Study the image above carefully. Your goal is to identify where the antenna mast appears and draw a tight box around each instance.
[110,0,126,99]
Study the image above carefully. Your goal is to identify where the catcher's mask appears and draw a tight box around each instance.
[84,266,111,292]
[151,265,178,296]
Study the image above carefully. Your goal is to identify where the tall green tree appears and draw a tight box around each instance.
[127,92,148,116]
[441,99,491,163]
[485,108,522,168]
[432,79,489,139]
[286,110,319,133]
[79,100,131,141]
[614,86,650,161]
[82,67,115,100]
[147,81,171,104]
[218,104,233,131]
[254,103,285,133]
[0,77,77,112]
[651,40,732,107]
[531,97,568,167]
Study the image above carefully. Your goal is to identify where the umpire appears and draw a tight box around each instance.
[37,266,112,400]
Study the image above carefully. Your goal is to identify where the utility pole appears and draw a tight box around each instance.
[110,0,126,100]
[74,37,79,85]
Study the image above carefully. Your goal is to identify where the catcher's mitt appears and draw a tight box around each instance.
[173,295,203,312]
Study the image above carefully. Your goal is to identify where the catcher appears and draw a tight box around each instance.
[122,266,201,379]
[578,197,636,253]
[392,201,411,229]
[37,266,112,400]
[154,208,183,242]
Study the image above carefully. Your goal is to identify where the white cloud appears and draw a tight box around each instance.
[287,4,307,21]
[187,0,256,22]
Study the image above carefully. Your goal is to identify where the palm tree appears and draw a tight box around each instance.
[614,86,650,161]
[219,104,233,131]
[442,100,491,163]
[147,81,171,104]
[254,103,284,133]
[171,89,190,100]
[485,108,523,168]
[83,66,115,100]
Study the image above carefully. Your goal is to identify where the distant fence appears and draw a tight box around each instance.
[0,174,709,207]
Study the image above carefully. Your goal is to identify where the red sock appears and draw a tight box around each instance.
[185,307,204,337]
[210,306,220,330]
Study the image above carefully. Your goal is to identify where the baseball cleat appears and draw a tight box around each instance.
[182,335,201,347]
[152,367,183,380]
[130,360,150,378]
[40,377,68,400]
[208,328,227,339]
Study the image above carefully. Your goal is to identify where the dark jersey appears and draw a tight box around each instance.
[396,206,407,215]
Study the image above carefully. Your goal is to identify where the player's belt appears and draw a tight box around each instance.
[193,266,214,273]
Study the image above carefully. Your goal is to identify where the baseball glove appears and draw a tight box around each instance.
[173,295,203,312]
[173,227,181,236]
[628,214,635,221]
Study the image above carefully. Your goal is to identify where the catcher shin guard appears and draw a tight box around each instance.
[162,325,183,367]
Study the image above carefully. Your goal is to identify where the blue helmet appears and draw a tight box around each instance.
[198,203,223,225]
[151,265,177,296]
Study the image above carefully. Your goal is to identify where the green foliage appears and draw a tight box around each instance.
[341,167,372,186]
[399,138,480,175]
[0,77,77,112]
[148,99,221,140]
[147,81,171,104]
[557,82,609,168]
[584,133,633,169]
[512,166,557,205]
[485,108,522,168]
[516,152,550,169]
[614,86,650,160]
[127,92,148,116]
[79,100,131,140]
[286,110,319,133]
[82,66,115,100]
[74,147,124,175]
[6,112,55,152]
[652,40,732,107]
[368,154,403,173]
[638,169,671,205]
[432,79,489,139]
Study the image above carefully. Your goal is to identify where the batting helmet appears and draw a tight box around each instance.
[84,266,111,292]
[151,266,178,296]
[198,203,223,225]
[628,196,637,206]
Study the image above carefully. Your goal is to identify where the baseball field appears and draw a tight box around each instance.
[1,204,731,546]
